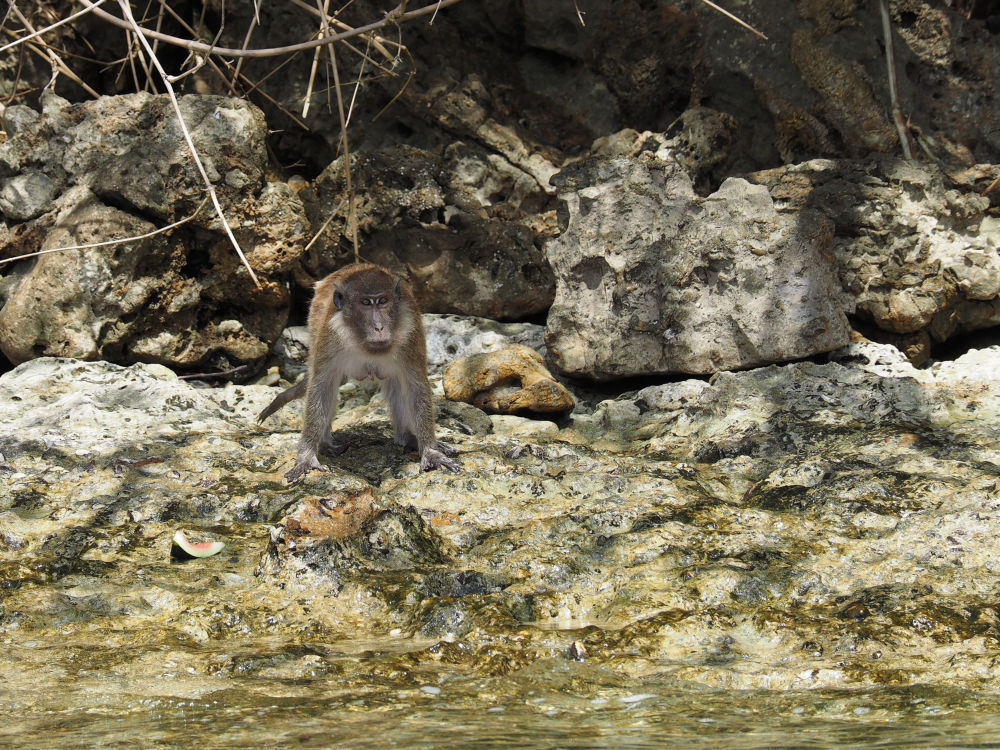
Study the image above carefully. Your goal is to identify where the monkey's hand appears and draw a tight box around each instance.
[285,453,325,482]
[420,444,460,473]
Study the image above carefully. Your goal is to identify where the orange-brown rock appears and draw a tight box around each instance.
[443,344,574,414]
[279,488,379,545]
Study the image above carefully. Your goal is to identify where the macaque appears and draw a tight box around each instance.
[259,263,459,482]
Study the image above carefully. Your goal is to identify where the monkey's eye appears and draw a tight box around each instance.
[376,296,388,305]
[361,298,372,306]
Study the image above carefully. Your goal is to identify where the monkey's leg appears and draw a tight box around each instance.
[435,440,458,456]
[319,439,348,457]
[393,430,455,457]
[385,376,459,473]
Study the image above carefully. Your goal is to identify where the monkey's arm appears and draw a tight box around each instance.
[285,361,343,482]
[257,379,307,424]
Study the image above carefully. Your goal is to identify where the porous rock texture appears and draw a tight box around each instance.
[544,153,851,379]
[749,158,1000,363]
[443,344,574,414]
[0,92,305,369]
[4,334,1000,706]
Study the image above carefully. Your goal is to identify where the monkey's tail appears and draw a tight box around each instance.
[257,379,307,423]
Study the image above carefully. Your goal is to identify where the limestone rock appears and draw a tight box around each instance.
[544,154,850,380]
[364,217,555,320]
[6,342,1000,703]
[302,144,555,320]
[423,315,546,373]
[748,159,1000,347]
[0,93,305,368]
[443,344,574,414]
[0,171,57,220]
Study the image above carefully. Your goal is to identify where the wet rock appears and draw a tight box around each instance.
[277,487,380,543]
[258,495,451,595]
[0,93,305,369]
[544,153,850,379]
[443,344,574,414]
[749,159,1000,350]
[6,320,1000,700]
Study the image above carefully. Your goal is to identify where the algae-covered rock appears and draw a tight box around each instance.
[2,338,1000,710]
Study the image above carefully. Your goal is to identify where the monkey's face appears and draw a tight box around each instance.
[357,293,396,352]
[334,287,399,354]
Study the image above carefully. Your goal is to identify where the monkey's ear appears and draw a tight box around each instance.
[333,290,345,310]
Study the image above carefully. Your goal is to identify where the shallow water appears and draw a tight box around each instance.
[5,642,1000,749]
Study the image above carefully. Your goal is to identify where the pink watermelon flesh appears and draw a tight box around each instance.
[172,530,225,558]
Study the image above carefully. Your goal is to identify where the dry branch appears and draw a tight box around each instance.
[0,196,209,267]
[879,0,914,160]
[77,0,467,59]
[115,0,261,287]
[0,0,108,54]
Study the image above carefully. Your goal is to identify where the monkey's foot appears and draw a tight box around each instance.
[437,441,457,456]
[420,446,460,473]
[285,454,325,482]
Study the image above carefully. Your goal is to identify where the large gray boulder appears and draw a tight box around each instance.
[543,153,850,380]
[749,158,1000,362]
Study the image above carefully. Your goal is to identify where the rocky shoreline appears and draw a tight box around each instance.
[3,335,1000,699]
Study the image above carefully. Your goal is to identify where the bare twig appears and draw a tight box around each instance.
[303,197,349,253]
[232,0,261,89]
[146,2,269,107]
[427,1,444,25]
[302,48,322,119]
[0,0,108,54]
[345,33,372,125]
[78,0,468,59]
[879,0,913,160]
[371,44,415,121]
[6,4,102,97]
[288,0,401,65]
[328,38,360,263]
[388,1,410,23]
[115,0,261,287]
[0,196,209,267]
[178,364,249,380]
[696,0,767,41]
[149,0,165,92]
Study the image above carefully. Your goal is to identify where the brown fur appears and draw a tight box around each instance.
[258,263,458,481]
